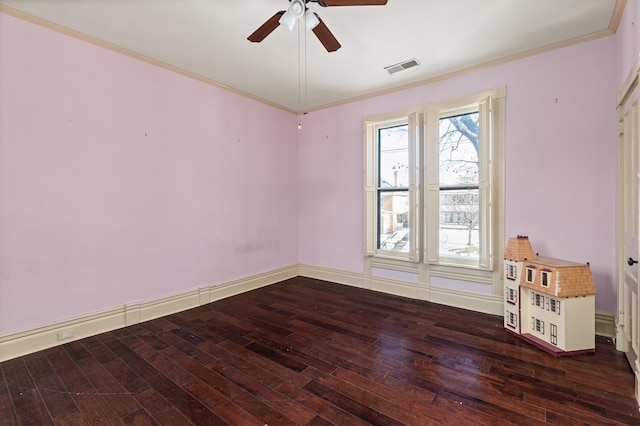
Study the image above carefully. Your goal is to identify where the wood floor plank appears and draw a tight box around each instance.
[183,381,260,426]
[72,354,142,418]
[22,352,79,419]
[1,358,54,425]
[303,379,404,425]
[1,277,639,425]
[145,373,225,425]
[134,387,193,426]
[73,393,121,425]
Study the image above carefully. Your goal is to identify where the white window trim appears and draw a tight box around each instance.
[526,267,535,283]
[541,270,551,288]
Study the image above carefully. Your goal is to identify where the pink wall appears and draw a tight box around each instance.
[616,0,640,88]
[1,6,632,336]
[298,36,619,314]
[0,13,299,335]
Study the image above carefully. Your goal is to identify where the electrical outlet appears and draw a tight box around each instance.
[57,330,74,341]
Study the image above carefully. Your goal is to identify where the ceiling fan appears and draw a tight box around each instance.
[248,0,388,53]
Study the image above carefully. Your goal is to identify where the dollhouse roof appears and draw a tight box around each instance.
[504,236,536,261]
[520,256,596,297]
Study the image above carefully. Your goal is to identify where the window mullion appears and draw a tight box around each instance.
[424,109,440,263]
[408,111,420,261]
[364,121,377,255]
[478,95,492,270]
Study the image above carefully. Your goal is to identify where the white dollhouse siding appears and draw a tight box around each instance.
[564,296,596,351]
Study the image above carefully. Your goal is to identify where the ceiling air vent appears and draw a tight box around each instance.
[384,58,421,76]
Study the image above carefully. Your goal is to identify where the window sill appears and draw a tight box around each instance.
[367,254,496,285]
[369,255,419,274]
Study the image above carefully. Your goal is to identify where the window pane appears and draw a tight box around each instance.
[378,191,409,252]
[439,189,479,260]
[379,125,409,188]
[439,112,479,186]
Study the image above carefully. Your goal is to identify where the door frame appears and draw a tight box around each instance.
[617,54,640,405]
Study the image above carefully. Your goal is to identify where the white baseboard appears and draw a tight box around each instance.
[595,312,616,338]
[0,265,298,362]
[0,264,617,362]
[297,264,367,288]
[428,284,504,316]
[298,263,504,316]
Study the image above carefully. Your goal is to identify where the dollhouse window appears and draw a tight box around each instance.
[550,298,560,314]
[541,270,551,288]
[550,324,557,345]
[506,264,517,280]
[506,287,517,304]
[507,311,517,328]
[532,318,545,334]
[525,267,535,283]
[534,293,543,307]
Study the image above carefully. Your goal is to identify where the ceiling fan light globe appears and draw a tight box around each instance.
[289,0,305,18]
[278,11,296,31]
[305,11,320,30]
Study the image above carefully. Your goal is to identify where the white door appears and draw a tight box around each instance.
[617,65,640,404]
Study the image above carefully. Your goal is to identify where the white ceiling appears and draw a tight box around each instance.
[0,0,620,112]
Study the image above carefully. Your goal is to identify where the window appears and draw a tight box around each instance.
[507,311,517,328]
[526,267,535,283]
[534,293,544,308]
[506,287,517,304]
[436,110,480,264]
[550,324,558,345]
[541,270,551,288]
[505,264,517,280]
[377,124,411,253]
[364,87,506,273]
[550,298,560,314]
[532,318,545,334]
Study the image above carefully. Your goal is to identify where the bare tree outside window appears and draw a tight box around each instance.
[439,112,480,260]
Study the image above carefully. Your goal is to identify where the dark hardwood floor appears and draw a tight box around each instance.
[2,276,639,425]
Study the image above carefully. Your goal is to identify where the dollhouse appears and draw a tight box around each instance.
[503,236,596,356]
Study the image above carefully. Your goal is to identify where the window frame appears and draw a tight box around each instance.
[532,317,545,334]
[526,266,535,283]
[541,270,551,288]
[364,112,420,260]
[506,264,517,280]
[364,87,505,275]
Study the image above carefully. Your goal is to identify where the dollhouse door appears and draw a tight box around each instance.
[617,60,640,405]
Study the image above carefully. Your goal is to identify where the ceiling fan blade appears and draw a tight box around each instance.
[247,11,285,43]
[312,16,341,52]
[318,0,387,6]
